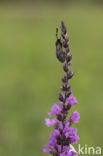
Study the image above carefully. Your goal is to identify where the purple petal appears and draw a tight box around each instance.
[43,148,51,153]
[68,95,78,106]
[70,111,80,123]
[59,101,64,106]
[45,118,52,127]
[48,112,54,116]
[51,104,61,115]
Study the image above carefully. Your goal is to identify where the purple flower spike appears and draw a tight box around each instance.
[43,21,80,156]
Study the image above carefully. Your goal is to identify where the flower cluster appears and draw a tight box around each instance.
[43,21,80,156]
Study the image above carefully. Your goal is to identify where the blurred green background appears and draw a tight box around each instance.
[0,1,103,156]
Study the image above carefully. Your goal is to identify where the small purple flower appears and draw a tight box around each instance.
[60,145,78,156]
[43,148,51,154]
[48,104,61,116]
[70,111,80,123]
[64,127,78,141]
[63,122,70,133]
[59,101,64,106]
[48,135,57,148]
[45,118,58,127]
[52,129,60,137]
[68,94,78,106]
[44,130,60,150]
[66,151,78,156]
[65,128,79,144]
[71,135,80,144]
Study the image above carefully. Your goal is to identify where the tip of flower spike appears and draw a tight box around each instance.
[61,21,67,34]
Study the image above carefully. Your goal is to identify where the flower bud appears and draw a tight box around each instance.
[61,21,67,34]
[62,75,68,83]
[61,84,71,92]
[65,36,69,43]
[66,46,70,53]
[67,71,74,79]
[63,41,68,48]
[58,93,65,102]
[62,34,65,39]
[66,55,72,62]
[65,90,72,98]
[63,63,68,72]
[57,114,63,121]
[65,104,71,111]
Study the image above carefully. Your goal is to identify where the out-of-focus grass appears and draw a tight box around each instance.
[0,3,103,156]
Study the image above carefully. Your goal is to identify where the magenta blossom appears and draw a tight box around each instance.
[60,145,78,156]
[43,148,51,154]
[68,94,78,106]
[64,127,79,144]
[70,111,80,123]
[45,118,58,127]
[48,104,61,116]
[59,101,64,106]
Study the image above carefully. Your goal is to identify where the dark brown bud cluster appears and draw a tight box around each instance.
[58,93,65,102]
[60,21,73,103]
